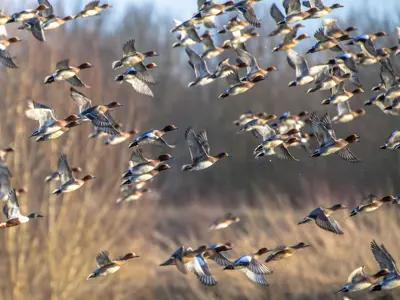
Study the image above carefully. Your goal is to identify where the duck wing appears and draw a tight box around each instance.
[96,251,112,267]
[242,269,269,285]
[186,47,210,78]
[38,0,54,18]
[133,62,156,85]
[91,113,120,136]
[185,126,209,163]
[314,27,329,42]
[197,130,210,155]
[56,59,70,71]
[66,75,89,88]
[239,4,261,28]
[336,147,361,163]
[201,33,216,51]
[122,39,137,57]
[270,3,285,24]
[360,194,377,206]
[70,87,92,113]
[58,154,73,185]
[25,100,56,127]
[3,189,21,220]
[336,101,352,116]
[347,266,367,284]
[27,18,45,42]
[310,112,335,146]
[286,49,309,77]
[125,77,154,97]
[236,48,260,73]
[189,254,217,286]
[315,211,344,235]
[0,167,11,201]
[84,1,100,10]
[129,147,149,168]
[209,252,232,267]
[247,259,272,275]
[370,240,398,274]
[283,0,301,15]
[273,144,298,161]
[0,50,18,68]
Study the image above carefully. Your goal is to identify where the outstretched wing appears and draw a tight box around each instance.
[3,189,21,220]
[185,126,209,163]
[96,251,112,267]
[57,154,73,185]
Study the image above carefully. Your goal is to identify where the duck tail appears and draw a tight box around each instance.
[335,286,349,294]
[223,264,235,270]
[172,42,180,48]
[253,144,263,154]
[306,47,315,54]
[121,170,132,179]
[44,75,55,84]
[307,87,317,94]
[181,164,193,171]
[112,60,123,70]
[121,179,132,186]
[369,284,382,292]
[86,272,97,280]
[321,99,330,105]
[114,74,124,82]
[128,141,138,148]
[0,223,7,228]
[218,92,229,99]
[52,188,62,195]
[44,176,53,183]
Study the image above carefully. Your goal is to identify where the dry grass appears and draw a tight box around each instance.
[0,1,399,300]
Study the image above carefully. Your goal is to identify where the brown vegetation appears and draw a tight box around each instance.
[0,1,399,299]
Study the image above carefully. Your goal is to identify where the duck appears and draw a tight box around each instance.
[114,67,155,97]
[104,129,137,146]
[87,251,138,280]
[186,251,218,286]
[44,59,93,87]
[112,39,158,70]
[172,28,201,48]
[371,59,398,92]
[75,1,112,19]
[122,147,174,177]
[380,130,400,150]
[182,126,230,171]
[25,100,81,140]
[265,242,310,263]
[0,189,42,228]
[209,58,242,82]
[70,87,122,136]
[322,83,364,105]
[306,27,345,54]
[322,19,357,40]
[116,187,150,204]
[217,15,249,34]
[286,49,329,87]
[254,137,300,161]
[200,32,229,60]
[0,37,22,68]
[185,47,213,87]
[236,48,277,82]
[268,4,304,37]
[222,27,260,50]
[233,110,268,127]
[349,195,396,217]
[332,102,366,124]
[170,17,215,34]
[19,17,45,42]
[336,266,390,293]
[11,4,48,23]
[310,112,360,163]
[369,240,400,291]
[272,32,309,52]
[128,125,177,148]
[298,204,346,235]
[52,154,96,195]
[209,213,240,231]
[239,114,277,135]
[307,70,351,93]
[198,0,235,15]
[223,248,272,285]
[327,53,362,87]
[44,167,82,183]
[302,0,343,18]
[42,15,74,30]
[225,0,262,28]
[120,164,171,186]
[254,128,299,149]
[347,35,380,59]
[277,7,318,25]
[159,245,208,274]
[203,243,233,267]
[218,69,257,98]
